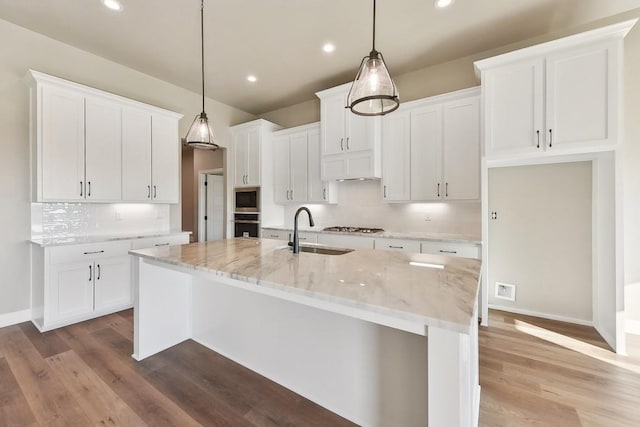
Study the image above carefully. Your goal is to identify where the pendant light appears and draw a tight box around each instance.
[346,0,399,116]
[184,0,219,150]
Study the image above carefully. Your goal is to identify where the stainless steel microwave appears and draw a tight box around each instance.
[235,187,260,212]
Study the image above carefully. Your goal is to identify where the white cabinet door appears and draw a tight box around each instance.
[122,107,152,201]
[382,110,411,201]
[50,261,94,322]
[442,97,480,200]
[321,92,347,155]
[483,58,544,157]
[273,136,290,204]
[234,132,249,187]
[545,42,616,151]
[151,114,179,203]
[347,113,371,153]
[94,256,131,310]
[317,234,374,249]
[289,132,308,202]
[411,104,443,201]
[85,96,122,202]
[246,127,261,186]
[41,85,85,201]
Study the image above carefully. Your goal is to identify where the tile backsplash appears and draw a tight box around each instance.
[31,203,170,239]
[282,180,481,236]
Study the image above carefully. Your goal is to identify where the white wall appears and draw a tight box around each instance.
[488,162,593,323]
[0,17,254,316]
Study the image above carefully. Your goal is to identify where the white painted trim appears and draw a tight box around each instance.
[198,168,225,243]
[488,304,593,327]
[474,19,638,76]
[25,70,183,119]
[625,319,640,335]
[0,309,31,329]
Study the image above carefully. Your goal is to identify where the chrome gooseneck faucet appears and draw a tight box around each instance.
[292,207,314,254]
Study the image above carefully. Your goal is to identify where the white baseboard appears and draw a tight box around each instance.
[0,309,31,329]
[625,319,640,335]
[488,304,593,326]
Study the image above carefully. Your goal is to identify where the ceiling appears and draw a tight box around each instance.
[1,0,638,115]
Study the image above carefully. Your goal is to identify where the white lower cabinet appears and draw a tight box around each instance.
[420,241,481,259]
[374,238,421,253]
[262,229,290,240]
[31,234,189,332]
[317,234,374,249]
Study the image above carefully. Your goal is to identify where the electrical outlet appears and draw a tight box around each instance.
[495,282,516,302]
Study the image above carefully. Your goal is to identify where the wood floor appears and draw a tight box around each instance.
[0,309,638,426]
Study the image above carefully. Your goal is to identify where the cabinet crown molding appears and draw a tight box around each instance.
[474,18,637,77]
[25,69,183,119]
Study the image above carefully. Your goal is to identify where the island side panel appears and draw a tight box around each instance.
[132,258,193,360]
[190,274,429,427]
[427,299,480,427]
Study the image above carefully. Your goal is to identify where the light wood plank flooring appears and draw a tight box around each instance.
[0,309,638,426]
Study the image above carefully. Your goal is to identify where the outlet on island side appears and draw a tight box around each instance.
[495,282,516,302]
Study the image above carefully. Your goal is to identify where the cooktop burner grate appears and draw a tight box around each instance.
[323,226,384,234]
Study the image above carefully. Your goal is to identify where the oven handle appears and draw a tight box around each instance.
[234,220,261,224]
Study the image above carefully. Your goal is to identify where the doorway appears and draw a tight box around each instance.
[198,169,225,242]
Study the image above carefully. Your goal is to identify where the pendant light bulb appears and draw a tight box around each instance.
[347,0,399,116]
[184,0,219,150]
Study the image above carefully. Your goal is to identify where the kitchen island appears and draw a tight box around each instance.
[129,238,482,427]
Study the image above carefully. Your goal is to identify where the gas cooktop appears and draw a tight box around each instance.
[322,226,385,234]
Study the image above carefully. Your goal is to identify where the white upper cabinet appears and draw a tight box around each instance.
[316,83,382,180]
[382,109,411,201]
[442,97,481,200]
[122,107,152,201]
[380,88,480,203]
[151,114,180,203]
[475,20,635,159]
[39,85,85,202]
[27,70,182,204]
[272,123,335,205]
[410,104,443,201]
[85,96,122,201]
[307,127,337,203]
[233,125,262,187]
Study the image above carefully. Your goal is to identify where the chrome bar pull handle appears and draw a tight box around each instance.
[346,137,350,150]
[153,185,157,199]
[536,130,540,149]
[445,182,449,197]
[96,264,101,280]
[147,185,151,199]
[80,181,83,197]
[340,138,344,151]
[549,129,553,147]
[323,188,327,200]
[383,185,387,198]
[89,265,92,281]
[87,181,91,197]
[437,183,440,198]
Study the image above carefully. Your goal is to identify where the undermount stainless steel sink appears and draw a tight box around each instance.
[277,243,353,256]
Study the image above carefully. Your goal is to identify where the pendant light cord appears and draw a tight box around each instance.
[372,0,376,52]
[200,0,205,113]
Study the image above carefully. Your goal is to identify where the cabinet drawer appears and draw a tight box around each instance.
[49,241,131,265]
[131,235,189,250]
[317,234,374,249]
[262,229,290,240]
[298,232,317,243]
[420,241,480,259]
[374,238,421,253]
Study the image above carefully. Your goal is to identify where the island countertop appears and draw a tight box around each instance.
[129,237,482,334]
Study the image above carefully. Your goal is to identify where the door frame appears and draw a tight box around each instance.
[198,168,225,243]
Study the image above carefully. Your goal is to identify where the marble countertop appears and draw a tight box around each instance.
[262,226,481,244]
[130,238,482,334]
[30,231,191,247]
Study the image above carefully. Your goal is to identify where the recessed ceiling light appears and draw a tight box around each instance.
[247,75,257,83]
[102,0,122,11]
[322,43,336,53]
[434,0,454,8]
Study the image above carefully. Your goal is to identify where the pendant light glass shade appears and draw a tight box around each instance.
[347,0,399,116]
[184,0,219,150]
